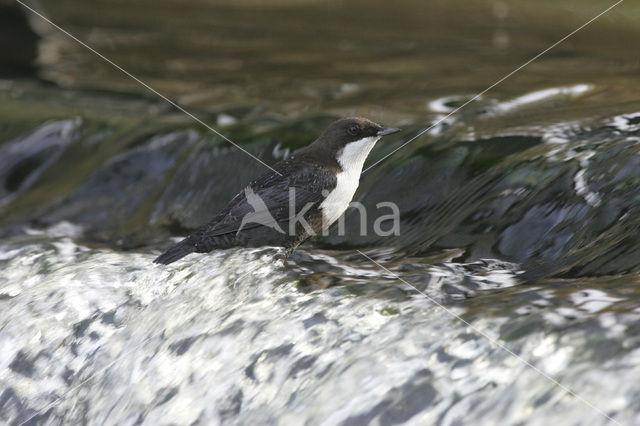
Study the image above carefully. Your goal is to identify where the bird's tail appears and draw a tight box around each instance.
[153,238,196,265]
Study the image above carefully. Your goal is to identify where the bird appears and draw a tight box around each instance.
[153,117,401,264]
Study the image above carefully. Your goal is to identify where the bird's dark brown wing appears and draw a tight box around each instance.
[154,157,338,264]
[191,160,337,241]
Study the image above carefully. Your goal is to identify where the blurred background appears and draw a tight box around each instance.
[2,0,640,425]
[2,0,638,114]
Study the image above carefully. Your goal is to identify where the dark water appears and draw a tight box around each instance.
[1,0,640,424]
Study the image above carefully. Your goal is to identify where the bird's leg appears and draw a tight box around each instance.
[283,246,298,259]
[273,243,300,269]
[274,246,293,266]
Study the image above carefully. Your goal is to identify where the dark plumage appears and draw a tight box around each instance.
[154,117,400,264]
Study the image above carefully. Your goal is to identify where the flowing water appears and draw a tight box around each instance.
[2,0,640,424]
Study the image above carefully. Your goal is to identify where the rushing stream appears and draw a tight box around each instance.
[2,0,640,425]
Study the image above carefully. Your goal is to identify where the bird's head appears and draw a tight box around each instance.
[309,117,400,171]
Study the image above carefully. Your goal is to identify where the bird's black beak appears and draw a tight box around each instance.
[377,127,401,136]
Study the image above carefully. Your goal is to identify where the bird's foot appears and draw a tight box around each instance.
[274,247,296,268]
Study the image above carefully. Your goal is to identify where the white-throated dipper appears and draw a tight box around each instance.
[153,117,400,264]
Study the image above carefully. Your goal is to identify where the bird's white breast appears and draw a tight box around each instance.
[319,136,380,228]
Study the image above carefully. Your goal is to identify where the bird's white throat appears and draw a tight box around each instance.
[336,136,380,173]
[319,136,380,228]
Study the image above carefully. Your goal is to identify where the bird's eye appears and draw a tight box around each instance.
[347,125,359,136]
